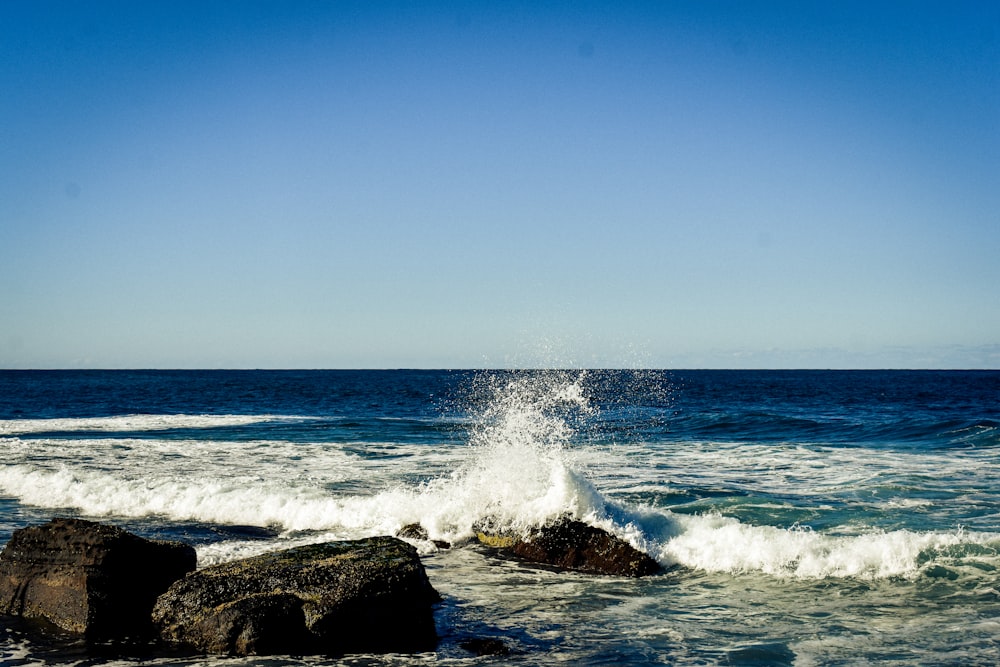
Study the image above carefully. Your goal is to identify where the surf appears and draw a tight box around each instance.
[0,413,306,436]
[2,371,998,585]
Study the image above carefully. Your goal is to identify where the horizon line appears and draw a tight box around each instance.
[1,367,997,372]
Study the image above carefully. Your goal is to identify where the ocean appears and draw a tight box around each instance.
[0,369,998,665]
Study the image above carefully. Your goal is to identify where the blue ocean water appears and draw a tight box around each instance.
[1,369,998,665]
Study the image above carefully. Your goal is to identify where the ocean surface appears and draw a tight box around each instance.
[0,369,998,666]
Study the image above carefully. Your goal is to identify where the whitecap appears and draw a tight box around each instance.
[0,413,308,436]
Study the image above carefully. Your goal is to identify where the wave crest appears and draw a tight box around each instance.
[0,414,302,436]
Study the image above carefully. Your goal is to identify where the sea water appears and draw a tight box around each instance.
[0,369,998,665]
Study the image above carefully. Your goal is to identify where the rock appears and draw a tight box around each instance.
[152,536,440,656]
[461,637,513,656]
[396,523,430,541]
[0,518,196,638]
[396,523,451,550]
[472,517,518,548]
[474,517,661,578]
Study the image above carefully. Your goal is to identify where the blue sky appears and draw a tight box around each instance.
[2,1,998,369]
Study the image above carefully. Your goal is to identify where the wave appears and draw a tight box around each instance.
[3,371,997,583]
[0,436,363,481]
[0,414,309,436]
[642,510,1000,579]
[0,465,331,529]
[942,418,1000,448]
[5,458,996,582]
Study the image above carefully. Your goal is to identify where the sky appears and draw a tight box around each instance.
[1,1,998,369]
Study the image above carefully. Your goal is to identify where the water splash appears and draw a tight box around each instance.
[398,370,609,542]
[4,372,999,582]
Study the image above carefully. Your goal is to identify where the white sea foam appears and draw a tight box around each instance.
[647,511,999,579]
[0,434,368,531]
[3,373,998,583]
[0,436,361,481]
[599,437,1000,520]
[0,374,607,544]
[0,464,332,529]
[0,413,301,436]
[422,371,1000,580]
[408,371,605,535]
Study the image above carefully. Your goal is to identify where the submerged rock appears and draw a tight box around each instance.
[474,517,661,578]
[0,518,196,638]
[152,536,440,656]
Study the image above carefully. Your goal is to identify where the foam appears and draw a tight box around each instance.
[433,372,1000,580]
[651,511,1000,579]
[3,372,999,583]
[0,374,607,545]
[0,464,331,529]
[0,413,303,436]
[0,434,368,532]
[597,438,1000,516]
[411,371,605,535]
[0,436,361,482]
[5,443,996,582]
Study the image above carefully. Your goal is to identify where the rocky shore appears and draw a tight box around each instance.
[0,518,195,639]
[0,517,662,658]
[153,537,440,655]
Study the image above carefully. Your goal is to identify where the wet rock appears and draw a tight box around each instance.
[472,518,519,549]
[396,523,451,550]
[152,536,440,656]
[0,518,196,638]
[474,517,661,578]
[461,637,513,656]
[397,523,430,541]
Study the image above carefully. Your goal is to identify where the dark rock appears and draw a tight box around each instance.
[396,523,451,550]
[396,523,429,541]
[152,536,440,656]
[0,518,196,638]
[475,517,661,578]
[461,637,513,656]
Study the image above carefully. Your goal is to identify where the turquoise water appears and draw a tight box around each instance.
[1,369,998,665]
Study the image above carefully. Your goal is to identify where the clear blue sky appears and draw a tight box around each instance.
[2,1,998,369]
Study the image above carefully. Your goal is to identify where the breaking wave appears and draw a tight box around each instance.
[0,413,305,436]
[2,372,998,581]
